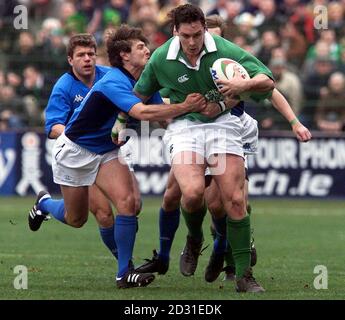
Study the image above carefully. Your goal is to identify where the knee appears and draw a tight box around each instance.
[92,208,114,227]
[69,216,88,228]
[116,193,135,213]
[182,186,204,210]
[229,192,246,218]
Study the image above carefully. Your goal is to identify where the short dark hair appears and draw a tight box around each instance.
[206,15,226,37]
[67,34,97,58]
[168,4,205,32]
[106,25,148,67]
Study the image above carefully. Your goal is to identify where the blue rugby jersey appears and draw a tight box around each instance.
[45,65,111,137]
[65,67,163,154]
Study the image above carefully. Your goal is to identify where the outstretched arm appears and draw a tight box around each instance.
[270,88,312,142]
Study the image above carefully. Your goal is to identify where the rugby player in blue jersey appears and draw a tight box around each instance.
[28,25,207,288]
[40,34,121,262]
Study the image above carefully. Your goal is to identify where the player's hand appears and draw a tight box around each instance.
[183,93,207,112]
[216,67,248,98]
[292,121,312,142]
[200,102,222,118]
[111,113,127,146]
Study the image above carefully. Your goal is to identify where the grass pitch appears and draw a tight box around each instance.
[0,196,344,300]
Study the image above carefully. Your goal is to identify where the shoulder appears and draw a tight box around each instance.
[150,38,174,62]
[51,72,75,93]
[212,35,238,51]
[95,68,132,90]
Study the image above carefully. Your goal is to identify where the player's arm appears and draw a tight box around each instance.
[50,124,65,139]
[270,88,312,142]
[128,93,206,121]
[217,67,275,97]
[200,94,242,118]
[45,79,73,139]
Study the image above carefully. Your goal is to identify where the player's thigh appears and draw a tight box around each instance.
[171,151,206,196]
[210,154,245,200]
[88,184,113,225]
[205,178,224,218]
[60,185,89,221]
[95,158,135,214]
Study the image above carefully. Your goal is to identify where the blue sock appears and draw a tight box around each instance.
[99,224,118,259]
[212,215,227,254]
[158,207,180,262]
[39,198,66,224]
[115,215,137,278]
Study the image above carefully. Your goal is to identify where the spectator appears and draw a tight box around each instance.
[328,1,345,41]
[255,0,283,35]
[102,0,130,28]
[223,0,243,40]
[256,30,280,65]
[0,0,18,53]
[302,57,335,128]
[129,0,160,26]
[0,85,25,130]
[233,12,260,50]
[140,19,168,51]
[41,28,69,78]
[7,31,43,74]
[315,72,345,133]
[307,29,342,63]
[279,0,315,45]
[18,65,52,126]
[279,22,307,67]
[206,0,228,20]
[77,0,103,35]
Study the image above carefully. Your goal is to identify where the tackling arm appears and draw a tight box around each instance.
[129,93,206,121]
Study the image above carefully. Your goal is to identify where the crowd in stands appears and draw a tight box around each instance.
[0,0,345,133]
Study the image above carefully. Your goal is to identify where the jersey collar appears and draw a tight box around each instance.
[166,31,217,71]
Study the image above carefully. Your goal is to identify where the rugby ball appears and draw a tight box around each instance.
[210,58,251,100]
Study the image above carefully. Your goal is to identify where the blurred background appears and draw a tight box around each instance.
[0,0,345,198]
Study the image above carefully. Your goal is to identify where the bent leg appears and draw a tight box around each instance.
[89,184,117,259]
[96,158,136,277]
[61,185,89,228]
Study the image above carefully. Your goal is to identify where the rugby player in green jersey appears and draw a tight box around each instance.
[133,5,310,292]
[134,3,275,293]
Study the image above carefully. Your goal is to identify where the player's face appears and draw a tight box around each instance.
[68,46,96,77]
[177,21,205,59]
[128,40,150,68]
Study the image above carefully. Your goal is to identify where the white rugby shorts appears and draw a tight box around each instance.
[52,133,119,186]
[240,112,258,155]
[163,112,244,164]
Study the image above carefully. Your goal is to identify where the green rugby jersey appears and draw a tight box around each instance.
[135,32,274,122]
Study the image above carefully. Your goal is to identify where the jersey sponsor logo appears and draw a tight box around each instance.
[177,74,189,83]
[73,94,84,103]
